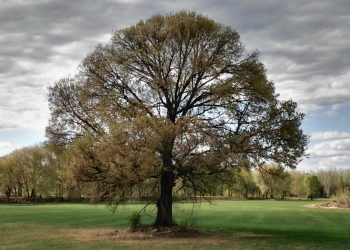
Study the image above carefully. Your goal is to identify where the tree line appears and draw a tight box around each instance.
[1,144,348,202]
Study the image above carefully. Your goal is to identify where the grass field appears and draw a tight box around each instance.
[1,200,350,249]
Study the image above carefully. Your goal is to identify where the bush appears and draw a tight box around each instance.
[177,210,197,230]
[335,189,350,208]
[128,212,142,230]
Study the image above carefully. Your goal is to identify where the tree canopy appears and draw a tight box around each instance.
[47,11,308,227]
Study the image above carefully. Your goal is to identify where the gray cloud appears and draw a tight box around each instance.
[225,1,350,111]
[1,0,350,166]
[0,0,161,138]
[0,121,19,130]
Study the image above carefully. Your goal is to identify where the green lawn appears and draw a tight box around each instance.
[1,200,350,249]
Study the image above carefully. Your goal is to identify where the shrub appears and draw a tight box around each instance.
[177,210,197,231]
[335,189,350,208]
[128,212,142,230]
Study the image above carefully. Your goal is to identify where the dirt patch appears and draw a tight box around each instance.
[64,226,269,246]
[230,232,270,238]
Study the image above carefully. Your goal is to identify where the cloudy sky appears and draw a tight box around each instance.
[1,0,349,171]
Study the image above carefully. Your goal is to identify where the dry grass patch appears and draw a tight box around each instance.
[305,201,350,210]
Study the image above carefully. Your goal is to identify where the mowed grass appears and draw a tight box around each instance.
[1,200,350,249]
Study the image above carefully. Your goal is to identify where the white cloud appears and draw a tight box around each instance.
[311,131,350,141]
[309,139,350,157]
[300,154,350,171]
[0,141,13,150]
[299,134,350,170]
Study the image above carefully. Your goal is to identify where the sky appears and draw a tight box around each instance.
[0,0,349,171]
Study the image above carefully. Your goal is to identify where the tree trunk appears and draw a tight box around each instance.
[154,170,174,228]
[31,189,36,199]
[154,129,175,228]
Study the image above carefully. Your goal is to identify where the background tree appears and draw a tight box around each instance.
[305,175,323,200]
[335,169,350,193]
[0,145,55,200]
[48,146,83,199]
[47,12,308,227]
[234,168,259,198]
[316,169,338,197]
[255,164,291,199]
[0,156,18,197]
[290,171,307,198]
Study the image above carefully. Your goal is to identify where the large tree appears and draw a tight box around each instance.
[47,12,308,227]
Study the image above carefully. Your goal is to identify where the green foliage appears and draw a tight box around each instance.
[305,175,323,199]
[255,164,291,199]
[231,168,259,198]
